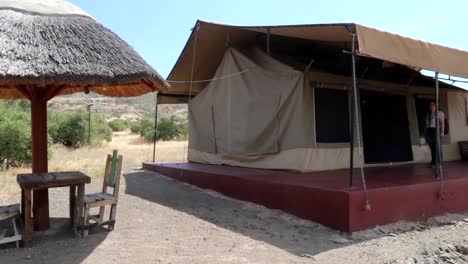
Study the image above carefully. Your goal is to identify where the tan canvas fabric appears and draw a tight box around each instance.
[189,144,460,172]
[157,94,189,104]
[166,21,468,98]
[356,25,468,79]
[447,91,468,143]
[188,48,313,155]
[189,145,459,172]
[188,147,362,172]
[246,25,352,42]
[187,47,466,171]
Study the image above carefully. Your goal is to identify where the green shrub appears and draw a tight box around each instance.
[129,119,152,135]
[0,101,114,168]
[129,120,141,134]
[108,119,128,132]
[0,105,32,168]
[48,111,112,148]
[17,100,30,112]
[139,116,188,142]
[90,114,113,145]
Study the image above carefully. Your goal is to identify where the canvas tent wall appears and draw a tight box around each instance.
[186,47,468,171]
[163,21,468,172]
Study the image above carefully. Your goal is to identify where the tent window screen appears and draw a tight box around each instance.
[315,88,350,143]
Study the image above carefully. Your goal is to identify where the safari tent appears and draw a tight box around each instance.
[161,21,468,172]
[146,21,468,232]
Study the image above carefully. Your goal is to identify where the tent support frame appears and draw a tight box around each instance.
[267,28,271,54]
[437,76,468,84]
[435,73,442,179]
[347,33,359,188]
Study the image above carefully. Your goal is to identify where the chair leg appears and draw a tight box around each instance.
[109,204,117,231]
[82,207,90,237]
[12,217,19,249]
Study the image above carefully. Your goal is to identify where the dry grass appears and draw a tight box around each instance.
[0,131,186,199]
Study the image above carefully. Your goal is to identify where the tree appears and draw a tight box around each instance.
[0,105,32,168]
[48,111,112,148]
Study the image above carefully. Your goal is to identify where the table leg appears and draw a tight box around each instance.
[69,185,76,227]
[21,189,25,224]
[23,188,32,248]
[74,184,85,237]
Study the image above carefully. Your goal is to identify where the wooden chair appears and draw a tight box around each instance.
[0,203,22,248]
[82,150,123,236]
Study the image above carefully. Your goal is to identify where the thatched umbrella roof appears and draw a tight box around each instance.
[0,0,168,99]
[0,0,169,233]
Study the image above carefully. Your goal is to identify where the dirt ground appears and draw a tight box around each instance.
[0,132,186,200]
[1,170,468,264]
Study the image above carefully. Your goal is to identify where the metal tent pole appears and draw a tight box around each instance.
[267,28,271,55]
[87,103,92,148]
[435,72,442,178]
[349,33,358,188]
[152,93,159,162]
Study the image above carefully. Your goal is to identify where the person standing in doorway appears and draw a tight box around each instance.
[425,102,445,169]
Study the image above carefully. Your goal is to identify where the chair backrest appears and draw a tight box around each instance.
[102,150,123,198]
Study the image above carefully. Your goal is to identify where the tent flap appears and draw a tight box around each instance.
[188,48,314,156]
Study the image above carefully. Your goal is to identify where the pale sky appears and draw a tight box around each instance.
[69,0,468,86]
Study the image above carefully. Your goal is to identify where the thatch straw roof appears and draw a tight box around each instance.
[0,0,168,99]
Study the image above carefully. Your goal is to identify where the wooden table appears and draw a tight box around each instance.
[17,171,91,247]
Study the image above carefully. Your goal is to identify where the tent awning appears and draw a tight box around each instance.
[355,25,468,79]
[165,20,468,99]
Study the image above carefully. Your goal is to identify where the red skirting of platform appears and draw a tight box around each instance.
[142,161,468,232]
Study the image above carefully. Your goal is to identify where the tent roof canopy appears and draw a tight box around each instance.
[164,20,468,101]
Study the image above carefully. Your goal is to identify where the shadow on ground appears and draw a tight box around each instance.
[124,171,357,257]
[0,217,108,264]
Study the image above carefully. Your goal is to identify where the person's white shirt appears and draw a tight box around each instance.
[426,111,444,128]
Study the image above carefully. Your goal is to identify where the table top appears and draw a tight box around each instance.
[17,171,91,189]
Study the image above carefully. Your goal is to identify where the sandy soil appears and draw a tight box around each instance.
[1,170,468,264]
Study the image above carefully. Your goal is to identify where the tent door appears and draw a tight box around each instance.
[360,90,413,164]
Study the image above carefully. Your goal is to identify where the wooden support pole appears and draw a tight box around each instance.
[31,89,50,231]
[152,93,159,162]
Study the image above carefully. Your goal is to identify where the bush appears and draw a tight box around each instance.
[129,119,153,135]
[139,116,188,142]
[129,121,141,134]
[108,119,128,132]
[0,101,114,168]
[0,105,32,168]
[128,121,140,134]
[48,111,112,148]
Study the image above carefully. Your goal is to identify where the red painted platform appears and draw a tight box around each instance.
[142,161,468,232]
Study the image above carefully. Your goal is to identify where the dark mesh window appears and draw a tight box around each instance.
[315,88,350,143]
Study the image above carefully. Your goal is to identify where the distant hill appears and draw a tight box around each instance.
[48,92,187,120]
